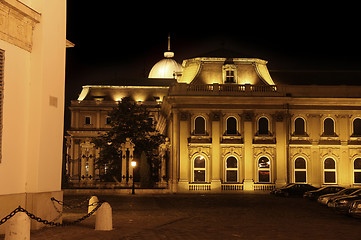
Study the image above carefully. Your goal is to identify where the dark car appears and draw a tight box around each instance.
[274,184,318,197]
[303,186,345,200]
[328,188,361,212]
[270,183,295,195]
[318,188,361,206]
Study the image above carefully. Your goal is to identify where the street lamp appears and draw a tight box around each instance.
[131,160,137,195]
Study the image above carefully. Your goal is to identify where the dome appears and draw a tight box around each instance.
[148,57,182,79]
[148,35,182,79]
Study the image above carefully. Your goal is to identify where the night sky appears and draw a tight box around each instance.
[65,3,361,103]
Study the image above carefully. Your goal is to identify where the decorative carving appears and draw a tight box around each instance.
[253,146,275,158]
[319,147,340,159]
[243,111,254,122]
[0,2,40,52]
[273,111,285,122]
[188,145,211,159]
[180,111,189,121]
[221,146,243,158]
[210,111,221,121]
[289,147,311,159]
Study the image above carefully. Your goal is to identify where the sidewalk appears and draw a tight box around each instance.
[2,193,361,239]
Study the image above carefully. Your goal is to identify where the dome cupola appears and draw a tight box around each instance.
[148,35,182,79]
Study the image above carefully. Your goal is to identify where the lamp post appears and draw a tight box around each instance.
[131,160,137,195]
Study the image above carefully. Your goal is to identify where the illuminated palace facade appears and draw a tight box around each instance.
[67,47,361,192]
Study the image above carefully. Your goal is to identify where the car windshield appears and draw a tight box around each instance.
[280,183,294,189]
[350,188,361,195]
[339,188,359,195]
[315,187,328,192]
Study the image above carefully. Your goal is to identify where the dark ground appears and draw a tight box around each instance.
[3,193,361,239]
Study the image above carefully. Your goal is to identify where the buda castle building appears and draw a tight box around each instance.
[66,41,361,192]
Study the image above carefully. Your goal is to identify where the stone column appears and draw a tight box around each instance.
[178,112,190,191]
[274,112,287,188]
[243,111,254,190]
[211,111,221,192]
[170,111,180,192]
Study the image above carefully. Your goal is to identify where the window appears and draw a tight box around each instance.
[294,118,306,136]
[225,156,238,182]
[353,119,361,136]
[193,156,206,182]
[194,116,206,135]
[223,64,237,84]
[354,158,361,184]
[106,116,111,125]
[294,157,307,183]
[85,116,91,125]
[226,117,237,135]
[225,70,235,83]
[324,158,336,184]
[258,157,270,183]
[323,118,335,136]
[258,117,269,135]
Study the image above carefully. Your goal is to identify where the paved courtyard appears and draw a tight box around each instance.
[2,193,361,239]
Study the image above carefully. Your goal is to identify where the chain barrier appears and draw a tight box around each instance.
[0,198,104,227]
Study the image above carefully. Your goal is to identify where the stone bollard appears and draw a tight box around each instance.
[95,202,112,231]
[88,195,99,214]
[5,212,30,240]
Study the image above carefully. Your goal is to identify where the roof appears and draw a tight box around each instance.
[270,70,361,85]
[193,48,255,59]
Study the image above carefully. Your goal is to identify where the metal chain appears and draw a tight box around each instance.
[51,197,99,209]
[0,206,22,225]
[0,200,104,227]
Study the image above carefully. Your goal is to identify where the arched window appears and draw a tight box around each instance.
[353,119,361,136]
[193,156,206,182]
[294,157,307,183]
[324,158,336,184]
[354,158,361,184]
[258,157,270,183]
[323,118,335,136]
[294,118,306,136]
[258,117,269,135]
[225,156,238,182]
[226,117,237,135]
[194,116,206,135]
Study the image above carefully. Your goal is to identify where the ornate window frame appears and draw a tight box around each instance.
[224,155,239,183]
[293,157,307,183]
[222,64,237,84]
[192,155,208,183]
[323,157,337,184]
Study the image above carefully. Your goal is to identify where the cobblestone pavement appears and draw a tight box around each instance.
[2,193,361,239]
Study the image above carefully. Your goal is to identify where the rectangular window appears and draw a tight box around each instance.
[225,70,235,83]
[324,172,336,183]
[295,171,306,183]
[106,116,111,125]
[85,116,91,125]
[226,170,238,182]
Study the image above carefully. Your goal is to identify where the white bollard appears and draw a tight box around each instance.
[88,196,99,214]
[5,212,30,240]
[95,202,112,231]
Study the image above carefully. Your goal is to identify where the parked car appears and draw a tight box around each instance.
[348,200,361,217]
[327,188,361,210]
[303,186,345,200]
[270,183,295,195]
[317,188,361,206]
[274,183,318,197]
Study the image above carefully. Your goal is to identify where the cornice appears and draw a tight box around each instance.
[0,0,41,52]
